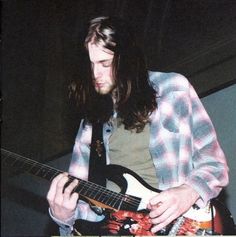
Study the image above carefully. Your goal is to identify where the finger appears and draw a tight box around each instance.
[67,192,79,209]
[149,192,167,206]
[151,212,177,234]
[149,201,163,212]
[149,201,168,219]
[47,173,67,203]
[63,179,79,201]
[54,175,70,204]
[150,205,175,225]
[62,191,79,212]
[70,192,79,203]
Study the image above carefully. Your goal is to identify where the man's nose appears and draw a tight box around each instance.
[94,65,102,79]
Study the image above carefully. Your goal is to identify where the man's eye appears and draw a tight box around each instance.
[102,62,112,67]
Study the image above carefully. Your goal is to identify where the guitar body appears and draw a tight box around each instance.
[75,165,235,236]
[2,149,235,236]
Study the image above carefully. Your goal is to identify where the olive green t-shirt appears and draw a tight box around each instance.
[107,121,158,190]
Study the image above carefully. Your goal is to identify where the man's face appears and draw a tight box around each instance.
[88,42,115,95]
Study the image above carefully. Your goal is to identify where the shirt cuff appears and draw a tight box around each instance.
[48,208,75,230]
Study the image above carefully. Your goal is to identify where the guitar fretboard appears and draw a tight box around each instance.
[1,148,140,211]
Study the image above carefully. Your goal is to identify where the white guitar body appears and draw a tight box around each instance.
[123,172,214,222]
[96,166,230,236]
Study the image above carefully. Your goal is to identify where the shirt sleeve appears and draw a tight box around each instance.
[183,79,229,207]
[48,208,74,236]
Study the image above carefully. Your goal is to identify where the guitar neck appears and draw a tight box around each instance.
[2,148,64,181]
[1,148,138,211]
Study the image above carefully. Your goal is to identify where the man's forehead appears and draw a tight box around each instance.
[88,42,114,62]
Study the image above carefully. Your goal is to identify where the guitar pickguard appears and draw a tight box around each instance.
[102,164,161,211]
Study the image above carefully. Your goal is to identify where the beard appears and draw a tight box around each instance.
[94,81,116,95]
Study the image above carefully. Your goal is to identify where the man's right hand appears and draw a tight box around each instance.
[47,173,79,222]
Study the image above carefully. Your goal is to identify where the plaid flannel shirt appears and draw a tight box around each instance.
[57,71,229,235]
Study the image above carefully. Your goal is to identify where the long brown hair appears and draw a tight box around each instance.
[69,16,157,132]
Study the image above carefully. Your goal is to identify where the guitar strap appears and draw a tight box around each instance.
[88,121,106,187]
[73,122,108,235]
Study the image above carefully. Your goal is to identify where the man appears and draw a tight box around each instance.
[47,16,229,236]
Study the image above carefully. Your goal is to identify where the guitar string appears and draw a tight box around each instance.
[68,175,141,209]
[2,149,142,209]
[2,149,141,208]
[68,176,131,209]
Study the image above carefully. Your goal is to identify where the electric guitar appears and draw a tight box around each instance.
[2,148,235,235]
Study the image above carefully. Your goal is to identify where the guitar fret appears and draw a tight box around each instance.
[100,190,114,206]
[36,167,50,178]
[28,162,40,175]
[77,181,122,210]
[34,166,44,176]
[20,161,35,173]
[41,168,52,179]
[10,157,22,167]
[90,187,103,200]
[96,191,107,203]
[76,180,86,194]
[80,183,91,197]
[96,186,108,201]
[7,156,31,173]
[106,194,122,209]
[46,169,60,181]
[120,195,140,211]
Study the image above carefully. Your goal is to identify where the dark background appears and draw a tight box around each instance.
[2,0,236,162]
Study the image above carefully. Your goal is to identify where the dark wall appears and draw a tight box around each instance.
[2,0,236,161]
